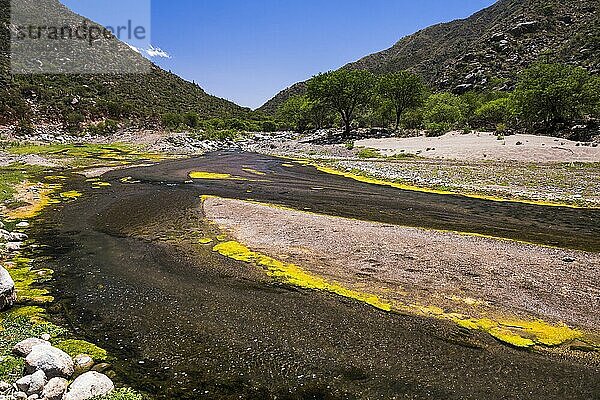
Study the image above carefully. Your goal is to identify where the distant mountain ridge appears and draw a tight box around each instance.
[260,0,600,114]
[0,0,249,128]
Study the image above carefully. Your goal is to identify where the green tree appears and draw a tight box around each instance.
[378,71,426,130]
[278,95,311,132]
[307,69,375,136]
[511,63,600,130]
[423,92,464,134]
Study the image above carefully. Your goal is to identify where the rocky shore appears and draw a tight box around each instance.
[1,339,114,400]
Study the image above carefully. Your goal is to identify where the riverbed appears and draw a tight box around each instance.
[31,151,600,399]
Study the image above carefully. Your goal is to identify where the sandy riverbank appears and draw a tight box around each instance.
[356,132,600,163]
[204,197,600,334]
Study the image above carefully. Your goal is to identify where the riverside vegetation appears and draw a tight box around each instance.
[275,63,600,139]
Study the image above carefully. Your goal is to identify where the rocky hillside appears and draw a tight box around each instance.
[0,0,249,128]
[260,0,600,114]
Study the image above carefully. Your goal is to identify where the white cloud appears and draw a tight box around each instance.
[126,43,142,54]
[143,44,171,59]
[127,43,172,59]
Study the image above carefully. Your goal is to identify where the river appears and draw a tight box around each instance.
[30,151,600,399]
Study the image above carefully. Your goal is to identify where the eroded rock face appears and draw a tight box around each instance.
[0,266,16,311]
[63,372,114,400]
[15,370,47,396]
[13,338,51,358]
[41,377,69,400]
[25,345,74,379]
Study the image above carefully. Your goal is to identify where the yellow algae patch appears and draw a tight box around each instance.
[281,163,295,168]
[501,320,582,346]
[216,234,228,242]
[44,175,68,181]
[189,171,235,180]
[120,176,141,184]
[449,316,581,348]
[313,164,592,209]
[488,327,536,348]
[91,182,111,188]
[213,241,392,312]
[198,238,213,245]
[59,190,82,199]
[6,184,61,219]
[242,168,267,176]
[450,296,487,307]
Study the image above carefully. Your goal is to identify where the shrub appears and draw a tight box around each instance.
[496,123,508,134]
[161,113,183,130]
[475,98,513,127]
[425,122,452,136]
[357,148,382,159]
[15,119,35,136]
[261,120,278,132]
[399,108,424,130]
[87,119,119,136]
[65,112,85,133]
[182,112,200,129]
[423,93,464,127]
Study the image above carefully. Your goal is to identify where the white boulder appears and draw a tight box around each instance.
[63,372,114,400]
[15,370,47,396]
[25,345,74,379]
[0,266,16,311]
[13,338,51,357]
[41,377,69,400]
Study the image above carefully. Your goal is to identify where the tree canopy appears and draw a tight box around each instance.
[378,71,427,130]
[307,69,375,136]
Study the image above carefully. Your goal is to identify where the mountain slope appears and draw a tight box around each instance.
[0,0,249,127]
[260,0,600,114]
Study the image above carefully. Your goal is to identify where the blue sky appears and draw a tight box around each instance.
[61,0,496,109]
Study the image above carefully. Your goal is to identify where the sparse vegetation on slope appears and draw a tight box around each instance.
[0,0,251,133]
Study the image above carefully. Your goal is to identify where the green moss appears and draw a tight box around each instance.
[55,339,108,361]
[0,164,46,203]
[5,257,54,304]
[3,144,167,169]
[0,355,24,382]
[3,306,46,320]
[95,388,149,400]
[0,311,68,361]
